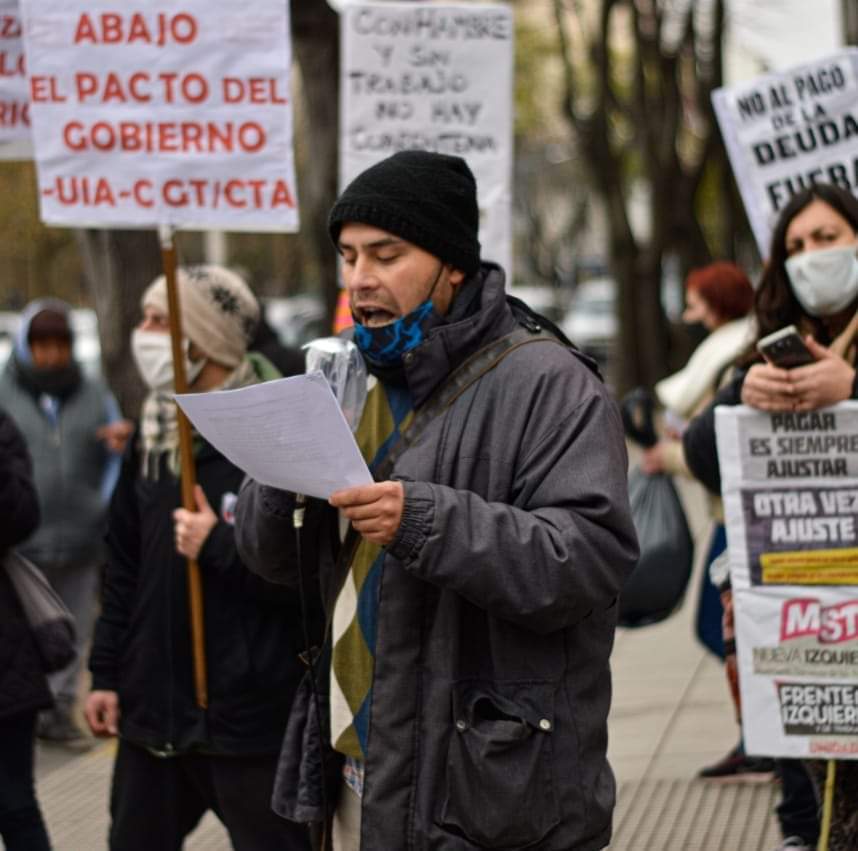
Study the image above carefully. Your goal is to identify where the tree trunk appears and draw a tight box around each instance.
[551,0,733,394]
[844,0,858,45]
[76,229,162,418]
[291,0,341,321]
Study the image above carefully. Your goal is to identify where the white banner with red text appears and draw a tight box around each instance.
[717,402,858,758]
[20,0,298,230]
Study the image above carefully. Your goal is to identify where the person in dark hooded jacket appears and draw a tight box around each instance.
[235,151,639,851]
[0,406,53,850]
[0,299,131,747]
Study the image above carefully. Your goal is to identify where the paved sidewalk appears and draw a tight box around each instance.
[36,740,231,849]
[33,481,783,850]
[608,478,782,849]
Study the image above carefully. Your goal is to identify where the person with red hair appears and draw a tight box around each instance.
[642,261,766,782]
[684,261,754,329]
[647,262,755,450]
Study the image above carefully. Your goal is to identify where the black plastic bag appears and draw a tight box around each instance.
[618,467,694,628]
[5,550,76,673]
[620,387,658,448]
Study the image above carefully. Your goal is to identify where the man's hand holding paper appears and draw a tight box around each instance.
[175,373,372,501]
[330,481,405,546]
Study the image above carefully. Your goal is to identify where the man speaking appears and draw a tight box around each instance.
[235,150,638,851]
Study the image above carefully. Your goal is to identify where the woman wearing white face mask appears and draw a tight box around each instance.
[85,266,317,851]
[684,184,858,485]
[129,266,268,479]
[741,183,858,413]
[683,184,858,851]
[131,308,208,394]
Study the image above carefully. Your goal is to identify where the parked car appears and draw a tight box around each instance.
[69,308,102,378]
[560,278,617,366]
[0,311,18,371]
[506,285,563,323]
[263,295,329,348]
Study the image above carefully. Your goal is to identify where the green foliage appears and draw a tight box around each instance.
[0,161,83,308]
[696,157,727,259]
[226,231,311,298]
[514,15,561,136]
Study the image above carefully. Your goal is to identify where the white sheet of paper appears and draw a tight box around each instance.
[175,372,372,500]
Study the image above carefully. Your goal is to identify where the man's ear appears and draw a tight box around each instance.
[448,267,466,287]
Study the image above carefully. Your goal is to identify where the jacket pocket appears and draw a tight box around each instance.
[438,680,560,848]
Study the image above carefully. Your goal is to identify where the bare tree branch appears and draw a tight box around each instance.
[551,0,742,389]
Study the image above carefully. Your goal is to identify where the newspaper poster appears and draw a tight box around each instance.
[19,1,299,231]
[340,3,513,274]
[712,48,858,258]
[717,402,858,758]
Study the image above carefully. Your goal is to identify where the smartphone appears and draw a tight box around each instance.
[756,325,815,369]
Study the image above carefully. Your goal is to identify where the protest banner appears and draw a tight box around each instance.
[0,0,31,156]
[20,0,299,231]
[712,48,858,258]
[717,402,858,758]
[19,0,302,706]
[340,2,513,274]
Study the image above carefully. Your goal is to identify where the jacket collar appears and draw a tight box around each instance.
[398,262,517,408]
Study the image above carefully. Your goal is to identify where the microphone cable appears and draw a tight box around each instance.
[293,494,330,845]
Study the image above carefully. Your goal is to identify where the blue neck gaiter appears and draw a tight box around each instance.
[353,299,442,367]
[352,264,446,369]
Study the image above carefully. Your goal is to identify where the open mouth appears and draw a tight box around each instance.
[357,307,397,327]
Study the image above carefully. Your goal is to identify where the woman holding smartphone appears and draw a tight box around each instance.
[742,186,858,412]
[685,181,858,483]
[684,182,858,851]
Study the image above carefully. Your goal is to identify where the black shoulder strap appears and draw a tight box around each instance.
[373,325,562,482]
[506,294,602,380]
[332,325,563,586]
[302,322,571,826]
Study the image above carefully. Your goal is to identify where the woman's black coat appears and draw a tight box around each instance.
[0,406,52,721]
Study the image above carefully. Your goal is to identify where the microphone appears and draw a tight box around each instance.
[292,338,367,528]
[303,337,367,434]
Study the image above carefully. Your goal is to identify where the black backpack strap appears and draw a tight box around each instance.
[506,295,602,380]
[373,325,563,482]
[334,323,568,621]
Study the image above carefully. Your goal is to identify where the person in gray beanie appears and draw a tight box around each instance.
[235,151,638,851]
[84,266,318,851]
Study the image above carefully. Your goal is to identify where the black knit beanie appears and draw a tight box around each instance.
[328,151,481,276]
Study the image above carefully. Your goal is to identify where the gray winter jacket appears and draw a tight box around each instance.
[0,357,115,569]
[235,265,639,851]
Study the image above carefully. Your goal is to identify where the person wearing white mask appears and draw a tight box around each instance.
[742,185,858,414]
[130,264,265,479]
[85,265,317,851]
[683,183,858,851]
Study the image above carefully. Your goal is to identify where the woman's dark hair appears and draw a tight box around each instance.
[686,261,754,322]
[754,183,858,345]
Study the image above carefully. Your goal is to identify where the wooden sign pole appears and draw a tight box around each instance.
[159,224,208,710]
[818,760,836,851]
